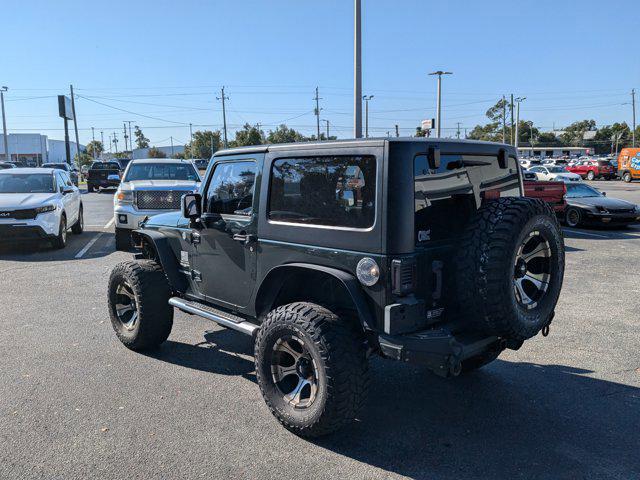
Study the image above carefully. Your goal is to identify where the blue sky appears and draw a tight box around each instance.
[1,0,638,149]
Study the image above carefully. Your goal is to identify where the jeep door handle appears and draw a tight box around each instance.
[232,233,257,245]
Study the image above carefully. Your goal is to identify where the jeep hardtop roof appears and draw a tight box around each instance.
[213,137,517,157]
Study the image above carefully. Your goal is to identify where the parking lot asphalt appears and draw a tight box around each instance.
[1,183,639,480]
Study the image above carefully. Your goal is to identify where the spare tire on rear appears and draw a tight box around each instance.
[456,197,564,341]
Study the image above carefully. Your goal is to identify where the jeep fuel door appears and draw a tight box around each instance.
[194,159,259,309]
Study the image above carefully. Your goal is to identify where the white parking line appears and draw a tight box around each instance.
[104,217,115,229]
[562,228,609,239]
[75,233,104,259]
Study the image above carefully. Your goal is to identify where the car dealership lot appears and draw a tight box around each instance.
[1,184,639,479]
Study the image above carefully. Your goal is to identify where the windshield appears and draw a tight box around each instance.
[548,166,567,173]
[91,162,121,170]
[125,163,199,182]
[566,183,602,198]
[0,173,54,193]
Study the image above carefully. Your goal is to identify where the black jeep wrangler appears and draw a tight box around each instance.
[107,138,564,437]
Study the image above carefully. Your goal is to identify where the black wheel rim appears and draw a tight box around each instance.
[114,280,138,330]
[567,209,580,227]
[270,335,318,409]
[513,230,551,310]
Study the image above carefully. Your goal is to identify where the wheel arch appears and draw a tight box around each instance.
[131,229,187,292]
[254,263,375,330]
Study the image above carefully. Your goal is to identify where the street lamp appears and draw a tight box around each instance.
[428,71,452,137]
[0,86,8,163]
[513,97,526,151]
[363,95,374,138]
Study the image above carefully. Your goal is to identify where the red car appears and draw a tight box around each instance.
[566,159,616,180]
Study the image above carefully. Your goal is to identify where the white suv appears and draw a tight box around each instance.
[114,159,200,250]
[0,167,83,249]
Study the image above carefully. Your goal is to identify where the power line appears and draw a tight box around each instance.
[75,94,189,125]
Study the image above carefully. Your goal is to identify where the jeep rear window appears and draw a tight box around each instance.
[269,156,376,229]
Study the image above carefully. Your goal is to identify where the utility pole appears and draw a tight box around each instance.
[314,87,322,140]
[363,95,373,138]
[456,122,462,139]
[429,71,452,137]
[100,131,104,158]
[123,122,129,153]
[211,132,215,157]
[395,124,399,137]
[514,97,526,150]
[113,132,118,154]
[502,95,506,144]
[189,123,194,143]
[354,0,362,138]
[1,86,8,162]
[170,136,174,157]
[217,87,229,148]
[91,127,96,159]
[632,88,636,148]
[126,121,133,158]
[69,85,81,169]
[322,119,330,139]
[510,94,514,145]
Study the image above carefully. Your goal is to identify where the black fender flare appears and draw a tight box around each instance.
[255,262,375,330]
[132,229,187,292]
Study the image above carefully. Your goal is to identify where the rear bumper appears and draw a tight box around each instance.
[377,329,501,377]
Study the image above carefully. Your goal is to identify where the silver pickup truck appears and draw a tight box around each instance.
[113,159,201,250]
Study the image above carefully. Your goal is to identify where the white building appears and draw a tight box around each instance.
[517,146,594,159]
[0,133,84,166]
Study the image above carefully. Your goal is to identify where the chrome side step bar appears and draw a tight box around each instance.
[168,297,258,336]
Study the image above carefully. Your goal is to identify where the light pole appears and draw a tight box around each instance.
[428,71,452,137]
[1,86,8,162]
[514,97,526,150]
[363,95,373,138]
[354,0,362,138]
[322,119,330,139]
[528,121,535,150]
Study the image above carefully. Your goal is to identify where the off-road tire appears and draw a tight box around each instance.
[71,206,84,234]
[456,197,564,341]
[51,215,67,249]
[107,260,173,351]
[115,227,131,251]
[254,302,369,438]
[586,170,595,181]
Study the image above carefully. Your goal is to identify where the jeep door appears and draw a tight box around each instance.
[192,156,261,309]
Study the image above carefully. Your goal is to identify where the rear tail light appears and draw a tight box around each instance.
[391,258,417,296]
[482,189,501,201]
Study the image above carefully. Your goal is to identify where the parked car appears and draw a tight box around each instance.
[528,165,581,183]
[519,158,542,169]
[563,183,640,227]
[87,161,123,192]
[42,162,79,186]
[107,138,565,437]
[521,168,537,181]
[0,168,83,248]
[524,180,567,214]
[194,158,209,170]
[616,148,640,183]
[0,162,16,170]
[566,159,616,181]
[113,159,201,250]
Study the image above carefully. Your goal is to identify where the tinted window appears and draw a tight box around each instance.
[414,154,464,175]
[565,184,602,198]
[269,156,376,229]
[0,173,54,193]
[206,161,256,216]
[125,163,199,182]
[43,163,69,171]
[91,162,121,170]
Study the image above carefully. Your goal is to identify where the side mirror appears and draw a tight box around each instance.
[427,146,441,170]
[602,191,607,196]
[182,192,202,220]
[62,187,74,195]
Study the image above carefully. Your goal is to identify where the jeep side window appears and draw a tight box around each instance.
[269,155,376,229]
[206,161,256,216]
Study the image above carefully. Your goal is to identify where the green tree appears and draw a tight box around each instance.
[559,120,596,146]
[86,140,103,159]
[266,124,307,144]
[134,126,150,149]
[73,152,93,168]
[231,123,264,147]
[185,130,222,158]
[147,147,167,158]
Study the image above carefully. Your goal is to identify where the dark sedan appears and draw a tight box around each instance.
[564,183,640,227]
